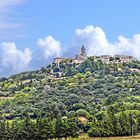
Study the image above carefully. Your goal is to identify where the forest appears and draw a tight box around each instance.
[0,56,140,139]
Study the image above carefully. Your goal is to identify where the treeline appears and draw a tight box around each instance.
[0,114,79,139]
[88,110,140,137]
[0,109,140,139]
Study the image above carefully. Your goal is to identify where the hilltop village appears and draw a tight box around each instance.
[53,45,136,66]
[49,46,138,78]
[0,46,138,89]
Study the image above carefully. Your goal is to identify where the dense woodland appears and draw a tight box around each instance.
[0,56,140,139]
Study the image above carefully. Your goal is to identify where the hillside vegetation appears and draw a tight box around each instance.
[0,56,140,139]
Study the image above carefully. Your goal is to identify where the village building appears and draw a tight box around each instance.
[97,55,136,64]
[52,46,136,68]
[73,45,88,64]
[99,55,112,64]
[53,57,65,67]
[114,55,136,63]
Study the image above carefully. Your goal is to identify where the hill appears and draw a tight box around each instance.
[0,47,140,139]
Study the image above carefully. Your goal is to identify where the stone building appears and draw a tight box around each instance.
[99,55,112,64]
[52,46,136,67]
[53,57,65,67]
[98,55,136,64]
[73,45,87,64]
[114,55,136,63]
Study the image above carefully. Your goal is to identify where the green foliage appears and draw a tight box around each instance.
[0,57,140,138]
[0,114,79,139]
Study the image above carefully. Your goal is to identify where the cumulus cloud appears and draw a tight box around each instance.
[0,42,32,74]
[1,25,140,76]
[72,25,140,59]
[115,35,140,58]
[73,25,111,56]
[37,36,62,59]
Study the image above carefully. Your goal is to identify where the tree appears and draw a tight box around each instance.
[55,118,79,139]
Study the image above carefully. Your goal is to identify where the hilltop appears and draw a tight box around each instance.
[0,46,140,139]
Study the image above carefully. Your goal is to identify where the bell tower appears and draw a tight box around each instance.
[80,45,86,56]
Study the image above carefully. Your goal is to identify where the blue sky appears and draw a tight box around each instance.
[0,0,140,76]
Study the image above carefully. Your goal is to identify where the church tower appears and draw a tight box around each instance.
[74,45,87,64]
[80,45,86,56]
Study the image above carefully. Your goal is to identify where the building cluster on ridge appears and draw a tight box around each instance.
[96,54,136,64]
[53,46,136,66]
[53,45,87,67]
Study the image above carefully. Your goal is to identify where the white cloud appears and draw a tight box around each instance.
[73,25,110,55]
[72,25,140,59]
[37,36,62,59]
[0,0,25,39]
[0,0,24,9]
[0,42,32,73]
[1,25,140,76]
[0,21,23,29]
